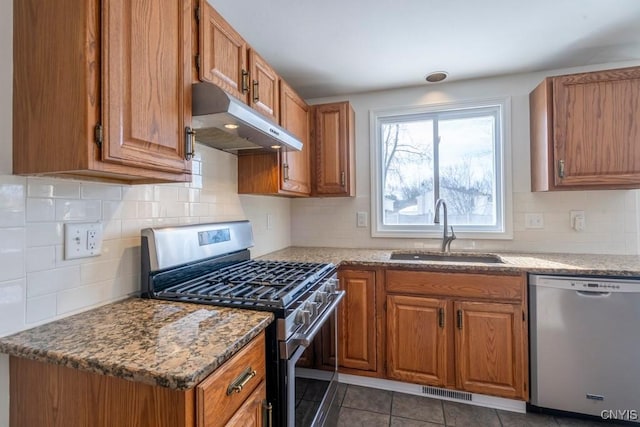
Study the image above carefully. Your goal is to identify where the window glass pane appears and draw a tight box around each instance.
[438,115,496,226]
[381,120,434,226]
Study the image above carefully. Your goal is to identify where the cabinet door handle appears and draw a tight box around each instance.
[263,400,273,427]
[185,127,196,161]
[340,171,346,187]
[241,70,249,94]
[558,159,565,178]
[456,310,463,329]
[226,367,257,395]
[252,80,259,103]
[438,307,444,328]
[283,163,289,181]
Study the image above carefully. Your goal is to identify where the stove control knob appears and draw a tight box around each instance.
[315,291,328,304]
[306,302,318,317]
[296,309,311,326]
[325,279,338,294]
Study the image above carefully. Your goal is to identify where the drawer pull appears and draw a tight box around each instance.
[226,367,257,395]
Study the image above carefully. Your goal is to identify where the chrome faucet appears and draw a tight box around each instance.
[434,198,456,253]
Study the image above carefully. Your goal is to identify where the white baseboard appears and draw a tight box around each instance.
[338,373,526,413]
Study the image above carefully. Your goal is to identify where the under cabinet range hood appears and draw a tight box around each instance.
[191,82,303,153]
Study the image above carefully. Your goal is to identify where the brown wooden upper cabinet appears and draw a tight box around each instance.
[197,1,279,123]
[237,79,311,196]
[198,1,248,101]
[249,50,280,123]
[530,66,640,191]
[312,102,356,197]
[13,0,193,184]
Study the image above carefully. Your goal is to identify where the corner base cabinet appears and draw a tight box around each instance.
[9,332,268,427]
[530,66,640,191]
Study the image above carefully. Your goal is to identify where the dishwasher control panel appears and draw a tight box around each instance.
[532,275,640,293]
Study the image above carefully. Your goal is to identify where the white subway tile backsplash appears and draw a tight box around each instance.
[80,259,121,284]
[0,228,25,281]
[189,203,208,217]
[25,246,56,272]
[25,294,57,324]
[0,175,26,227]
[136,202,160,218]
[57,281,110,315]
[162,202,189,218]
[154,186,179,202]
[55,199,101,221]
[102,219,122,241]
[0,279,25,336]
[27,266,81,298]
[27,178,81,199]
[122,185,155,202]
[26,198,54,222]
[178,188,200,202]
[26,222,63,247]
[121,219,154,238]
[81,183,122,200]
[190,174,203,189]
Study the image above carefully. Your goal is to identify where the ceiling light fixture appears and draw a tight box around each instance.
[224,123,239,129]
[425,71,448,83]
[270,145,281,150]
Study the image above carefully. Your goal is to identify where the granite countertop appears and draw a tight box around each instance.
[259,247,640,277]
[0,298,273,390]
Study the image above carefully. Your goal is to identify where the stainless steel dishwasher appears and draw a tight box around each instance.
[529,274,640,423]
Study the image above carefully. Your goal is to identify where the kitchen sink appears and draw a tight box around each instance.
[390,252,504,264]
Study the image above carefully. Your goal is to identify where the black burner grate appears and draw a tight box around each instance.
[155,260,334,309]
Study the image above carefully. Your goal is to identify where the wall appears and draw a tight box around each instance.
[292,61,640,255]
[0,2,291,421]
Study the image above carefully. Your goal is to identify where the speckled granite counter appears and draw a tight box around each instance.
[0,298,273,390]
[259,247,640,277]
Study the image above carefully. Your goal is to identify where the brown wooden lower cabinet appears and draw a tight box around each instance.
[338,269,377,372]
[384,270,528,401]
[9,332,267,427]
[386,295,448,386]
[455,301,524,399]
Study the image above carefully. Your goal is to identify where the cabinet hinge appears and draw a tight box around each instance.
[195,54,201,71]
[94,123,103,148]
[194,5,200,21]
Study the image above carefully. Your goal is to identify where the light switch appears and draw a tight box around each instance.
[570,210,585,232]
[356,211,368,228]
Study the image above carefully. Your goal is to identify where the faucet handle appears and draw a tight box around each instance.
[449,226,456,240]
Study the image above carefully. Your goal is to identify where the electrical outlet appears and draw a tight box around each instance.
[525,213,544,229]
[266,214,273,230]
[65,222,103,259]
[356,212,368,228]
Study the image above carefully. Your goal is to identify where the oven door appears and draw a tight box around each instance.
[281,291,344,427]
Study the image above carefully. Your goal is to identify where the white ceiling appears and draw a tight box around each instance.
[208,0,640,99]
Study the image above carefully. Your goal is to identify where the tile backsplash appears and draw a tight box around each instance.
[0,144,292,337]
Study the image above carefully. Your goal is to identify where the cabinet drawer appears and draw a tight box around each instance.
[197,332,266,427]
[385,270,524,301]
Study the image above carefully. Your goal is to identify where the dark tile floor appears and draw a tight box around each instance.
[330,384,629,427]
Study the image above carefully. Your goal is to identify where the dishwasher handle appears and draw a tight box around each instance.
[576,290,611,297]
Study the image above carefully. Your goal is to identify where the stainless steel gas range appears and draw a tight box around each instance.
[141,220,344,427]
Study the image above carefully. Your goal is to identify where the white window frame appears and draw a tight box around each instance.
[370,97,513,240]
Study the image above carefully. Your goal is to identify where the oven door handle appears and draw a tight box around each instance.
[290,290,345,348]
